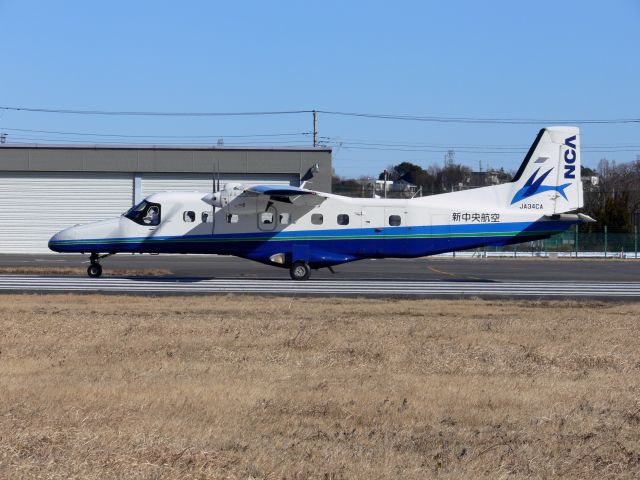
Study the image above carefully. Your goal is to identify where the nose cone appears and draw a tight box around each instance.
[49,218,121,253]
[48,226,76,252]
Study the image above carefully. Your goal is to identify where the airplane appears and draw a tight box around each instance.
[49,126,594,280]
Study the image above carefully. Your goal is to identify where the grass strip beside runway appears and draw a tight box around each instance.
[1,295,639,479]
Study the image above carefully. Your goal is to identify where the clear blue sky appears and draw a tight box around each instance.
[1,0,638,177]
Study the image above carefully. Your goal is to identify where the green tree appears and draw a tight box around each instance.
[584,191,631,233]
[379,162,435,191]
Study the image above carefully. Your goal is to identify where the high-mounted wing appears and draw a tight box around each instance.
[245,184,326,205]
[203,184,327,209]
[245,185,317,196]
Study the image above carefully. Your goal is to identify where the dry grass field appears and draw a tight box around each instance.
[0,266,171,276]
[1,294,640,479]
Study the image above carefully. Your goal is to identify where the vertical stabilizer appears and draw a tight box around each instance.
[509,126,582,214]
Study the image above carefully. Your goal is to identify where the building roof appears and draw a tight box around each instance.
[0,143,331,152]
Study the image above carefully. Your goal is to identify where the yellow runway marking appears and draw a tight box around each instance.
[427,265,483,281]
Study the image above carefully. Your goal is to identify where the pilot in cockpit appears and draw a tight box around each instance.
[124,201,161,226]
[143,206,159,225]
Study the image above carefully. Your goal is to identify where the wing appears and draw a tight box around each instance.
[245,184,327,205]
[245,185,318,196]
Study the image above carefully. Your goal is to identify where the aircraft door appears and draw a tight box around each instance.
[202,207,215,234]
[384,207,407,256]
[257,205,277,231]
[359,207,385,256]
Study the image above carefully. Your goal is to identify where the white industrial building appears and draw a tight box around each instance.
[0,144,331,253]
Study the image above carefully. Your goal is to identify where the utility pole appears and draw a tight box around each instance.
[312,110,317,147]
[444,149,455,167]
[444,149,455,191]
[383,169,388,199]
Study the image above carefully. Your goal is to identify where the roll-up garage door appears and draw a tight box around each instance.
[0,172,133,253]
[140,173,298,198]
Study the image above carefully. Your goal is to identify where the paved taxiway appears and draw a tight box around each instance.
[0,254,638,298]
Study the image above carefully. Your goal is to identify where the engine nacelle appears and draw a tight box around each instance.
[202,183,244,208]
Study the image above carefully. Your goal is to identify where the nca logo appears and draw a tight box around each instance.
[564,135,577,179]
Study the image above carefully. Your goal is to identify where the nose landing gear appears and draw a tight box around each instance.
[87,253,112,278]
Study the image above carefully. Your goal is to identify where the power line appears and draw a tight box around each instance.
[1,105,639,124]
[327,136,640,149]
[317,110,640,125]
[5,127,638,150]
[0,106,310,117]
[3,135,315,146]
[0,127,310,139]
[2,125,638,153]
[327,141,640,153]
[331,145,524,154]
[329,144,640,154]
[2,133,637,153]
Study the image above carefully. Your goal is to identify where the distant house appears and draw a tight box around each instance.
[374,179,417,195]
[392,179,418,193]
[581,175,599,193]
[467,171,501,188]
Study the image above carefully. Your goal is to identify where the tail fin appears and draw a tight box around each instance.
[509,126,582,214]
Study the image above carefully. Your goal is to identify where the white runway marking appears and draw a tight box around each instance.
[0,275,639,298]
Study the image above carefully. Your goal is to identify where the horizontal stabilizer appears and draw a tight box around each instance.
[543,213,596,223]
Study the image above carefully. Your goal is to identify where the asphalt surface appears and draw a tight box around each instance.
[0,254,638,299]
[1,275,639,298]
[1,253,639,282]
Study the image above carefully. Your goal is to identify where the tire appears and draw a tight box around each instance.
[289,261,311,281]
[87,264,103,278]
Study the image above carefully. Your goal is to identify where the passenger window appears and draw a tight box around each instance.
[311,213,323,225]
[260,212,274,225]
[183,211,195,222]
[201,212,209,223]
[280,213,291,225]
[389,215,401,226]
[226,214,239,224]
[337,214,349,226]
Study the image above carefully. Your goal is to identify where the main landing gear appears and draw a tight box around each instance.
[87,252,112,278]
[289,261,311,281]
[288,262,336,280]
[87,263,102,278]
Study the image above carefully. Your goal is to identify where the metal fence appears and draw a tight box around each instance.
[331,187,640,257]
[479,225,639,258]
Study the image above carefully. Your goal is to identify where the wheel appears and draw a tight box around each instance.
[87,263,103,278]
[289,261,311,281]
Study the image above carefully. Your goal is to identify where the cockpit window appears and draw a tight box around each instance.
[124,201,161,226]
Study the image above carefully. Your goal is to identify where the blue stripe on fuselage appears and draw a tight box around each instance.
[49,220,576,266]
[50,220,567,244]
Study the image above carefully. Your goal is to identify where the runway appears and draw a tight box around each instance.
[0,255,639,298]
[3,254,640,281]
[1,275,640,298]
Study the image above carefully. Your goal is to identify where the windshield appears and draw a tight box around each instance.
[124,200,161,226]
